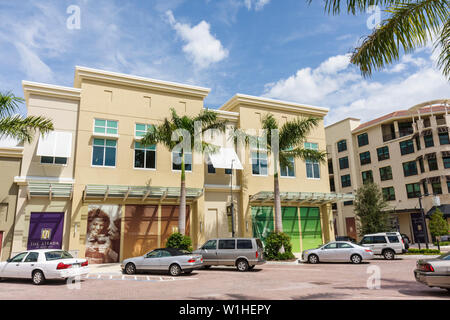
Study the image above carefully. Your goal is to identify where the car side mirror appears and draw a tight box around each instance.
[6,259,11,263]
[321,248,324,250]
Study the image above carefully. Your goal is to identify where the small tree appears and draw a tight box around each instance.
[429,208,449,251]
[165,232,193,252]
[264,232,295,260]
[354,182,390,236]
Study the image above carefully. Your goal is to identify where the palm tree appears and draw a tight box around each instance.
[311,0,450,79]
[260,114,327,232]
[141,108,225,235]
[0,92,54,142]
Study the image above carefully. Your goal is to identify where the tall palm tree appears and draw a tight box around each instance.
[260,114,327,232]
[311,0,450,79]
[141,108,225,235]
[0,92,53,142]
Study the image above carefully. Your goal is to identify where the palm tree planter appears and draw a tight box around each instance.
[0,92,53,142]
[141,108,225,235]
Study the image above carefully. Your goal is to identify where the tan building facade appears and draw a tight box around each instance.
[326,100,450,242]
[7,67,353,261]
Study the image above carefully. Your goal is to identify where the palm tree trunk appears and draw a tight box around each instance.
[179,151,186,235]
[274,172,283,232]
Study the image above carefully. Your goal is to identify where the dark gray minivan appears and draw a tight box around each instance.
[194,238,266,271]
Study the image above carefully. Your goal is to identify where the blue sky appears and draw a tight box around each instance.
[0,0,448,124]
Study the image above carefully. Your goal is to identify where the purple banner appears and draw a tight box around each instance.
[27,212,65,250]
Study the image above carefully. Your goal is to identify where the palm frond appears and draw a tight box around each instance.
[436,17,450,78]
[0,115,54,143]
[279,116,320,150]
[308,0,400,15]
[351,0,449,77]
[0,92,24,118]
[283,148,327,163]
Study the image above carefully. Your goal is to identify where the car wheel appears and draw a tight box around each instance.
[236,259,249,272]
[308,254,319,264]
[169,264,182,276]
[350,254,362,264]
[125,263,136,275]
[32,270,45,285]
[383,249,395,260]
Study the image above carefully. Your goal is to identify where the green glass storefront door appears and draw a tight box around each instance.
[251,206,274,244]
[281,207,300,252]
[300,207,323,250]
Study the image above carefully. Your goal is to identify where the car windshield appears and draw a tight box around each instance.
[438,252,450,260]
[45,251,73,261]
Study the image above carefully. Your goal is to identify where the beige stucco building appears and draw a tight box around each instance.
[326,100,450,242]
[6,66,353,261]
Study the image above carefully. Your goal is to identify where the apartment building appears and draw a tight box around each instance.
[7,66,353,261]
[326,100,450,243]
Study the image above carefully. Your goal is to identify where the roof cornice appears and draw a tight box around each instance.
[220,94,329,117]
[208,108,239,122]
[0,147,23,158]
[74,66,211,99]
[22,81,81,101]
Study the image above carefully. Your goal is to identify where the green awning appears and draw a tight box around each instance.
[83,184,203,201]
[27,182,74,200]
[250,191,354,204]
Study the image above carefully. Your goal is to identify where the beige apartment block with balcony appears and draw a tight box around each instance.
[6,67,354,261]
[326,100,450,243]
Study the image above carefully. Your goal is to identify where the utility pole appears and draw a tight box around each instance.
[418,194,430,250]
[230,159,235,238]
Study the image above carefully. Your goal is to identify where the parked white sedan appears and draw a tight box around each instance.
[302,241,374,264]
[0,249,89,285]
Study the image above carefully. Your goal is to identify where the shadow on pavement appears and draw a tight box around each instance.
[291,292,351,300]
[0,278,87,286]
[196,267,263,272]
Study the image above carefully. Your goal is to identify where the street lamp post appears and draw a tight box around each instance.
[418,194,431,250]
[230,159,235,238]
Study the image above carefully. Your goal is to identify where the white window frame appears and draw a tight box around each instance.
[40,156,68,166]
[251,150,268,176]
[171,150,193,172]
[91,138,117,168]
[135,123,153,140]
[280,156,295,178]
[92,118,119,138]
[304,142,320,179]
[133,142,156,170]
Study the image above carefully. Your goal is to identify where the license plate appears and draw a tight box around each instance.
[72,264,80,268]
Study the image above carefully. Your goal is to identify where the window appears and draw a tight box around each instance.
[341,174,351,188]
[41,156,67,165]
[92,139,116,167]
[172,151,192,171]
[439,132,449,145]
[202,240,217,250]
[329,177,335,192]
[406,183,421,198]
[343,200,353,206]
[324,243,338,249]
[399,140,414,155]
[418,157,425,173]
[305,142,320,179]
[428,158,438,171]
[338,243,354,248]
[94,119,118,135]
[402,161,418,177]
[237,240,253,249]
[225,168,232,175]
[379,166,393,181]
[422,181,429,195]
[328,159,334,174]
[24,252,39,263]
[377,146,390,161]
[44,251,73,261]
[207,163,216,174]
[134,142,156,169]
[382,187,396,201]
[10,252,28,263]
[387,236,399,243]
[443,156,450,169]
[280,157,295,177]
[373,236,387,244]
[360,236,373,244]
[432,182,442,194]
[135,123,153,138]
[359,151,371,165]
[357,133,369,147]
[218,239,236,249]
[145,251,159,258]
[447,181,450,193]
[337,140,347,152]
[415,135,421,150]
[362,170,373,184]
[251,151,268,175]
[424,134,434,148]
[339,157,349,170]
[158,250,171,257]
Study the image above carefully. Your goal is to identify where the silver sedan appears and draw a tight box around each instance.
[302,241,374,264]
[414,252,450,292]
[121,248,203,276]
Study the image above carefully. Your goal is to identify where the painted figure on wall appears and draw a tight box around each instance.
[85,205,121,264]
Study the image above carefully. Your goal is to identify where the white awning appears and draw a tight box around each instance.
[36,131,72,158]
[209,147,243,170]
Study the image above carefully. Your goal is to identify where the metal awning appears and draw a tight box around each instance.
[249,191,355,204]
[27,182,74,200]
[209,148,243,170]
[83,185,203,201]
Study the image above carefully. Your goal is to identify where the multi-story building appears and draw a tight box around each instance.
[7,66,352,262]
[326,100,450,242]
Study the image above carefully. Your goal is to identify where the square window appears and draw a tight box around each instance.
[280,157,295,177]
[134,142,156,169]
[92,139,116,167]
[94,119,118,136]
[357,133,369,147]
[172,151,192,171]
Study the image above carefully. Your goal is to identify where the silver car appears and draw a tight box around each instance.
[121,248,203,276]
[302,241,374,264]
[414,252,450,292]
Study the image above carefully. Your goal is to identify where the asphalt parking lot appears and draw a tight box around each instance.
[0,258,449,300]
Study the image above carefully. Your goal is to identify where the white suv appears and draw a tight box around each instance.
[359,232,407,260]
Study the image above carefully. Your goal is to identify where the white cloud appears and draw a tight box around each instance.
[14,43,54,83]
[166,10,229,69]
[263,52,450,125]
[244,0,270,11]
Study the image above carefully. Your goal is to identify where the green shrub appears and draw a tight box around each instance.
[165,232,193,252]
[433,241,450,246]
[406,248,440,255]
[264,232,295,260]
